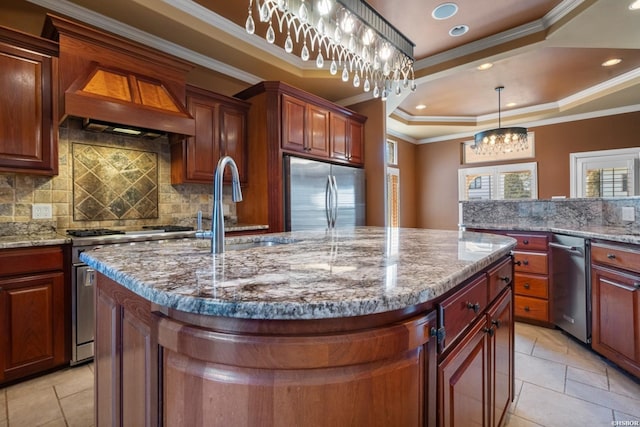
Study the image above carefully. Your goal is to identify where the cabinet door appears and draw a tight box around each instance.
[306,104,329,157]
[0,38,57,175]
[219,104,247,184]
[0,272,65,383]
[330,113,348,161]
[347,119,364,165]
[185,94,220,182]
[487,289,513,427]
[438,317,490,427]
[592,265,640,369]
[282,94,307,153]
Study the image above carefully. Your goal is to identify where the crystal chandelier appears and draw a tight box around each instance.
[245,0,416,99]
[473,86,528,155]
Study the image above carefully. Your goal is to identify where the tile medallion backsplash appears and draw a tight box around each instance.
[73,143,158,220]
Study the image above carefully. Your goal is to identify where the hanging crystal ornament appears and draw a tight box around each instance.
[259,2,270,22]
[284,31,294,53]
[363,77,370,92]
[383,61,391,76]
[245,5,255,34]
[301,42,310,61]
[266,22,276,44]
[316,52,324,68]
[334,26,342,43]
[317,17,325,35]
[276,0,287,12]
[317,0,332,15]
[353,72,360,87]
[373,84,380,98]
[348,34,356,52]
[330,58,338,75]
[298,0,309,24]
[341,64,349,82]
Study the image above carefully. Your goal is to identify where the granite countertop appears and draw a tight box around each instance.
[464,224,640,245]
[80,227,516,320]
[0,233,70,249]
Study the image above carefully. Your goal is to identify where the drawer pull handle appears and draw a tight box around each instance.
[466,302,481,314]
[491,319,502,328]
[523,240,529,245]
[522,260,529,266]
[483,326,495,337]
[524,306,531,312]
[607,253,616,259]
[634,282,640,289]
[523,283,531,289]
[500,276,511,284]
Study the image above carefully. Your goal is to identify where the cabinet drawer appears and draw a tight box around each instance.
[514,273,548,298]
[513,251,548,274]
[0,246,64,276]
[487,257,513,301]
[514,296,548,322]
[440,274,488,352]
[591,243,640,274]
[506,233,548,251]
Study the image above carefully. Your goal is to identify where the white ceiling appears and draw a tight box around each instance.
[25,0,640,144]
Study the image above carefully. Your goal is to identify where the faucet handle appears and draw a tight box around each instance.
[197,210,203,231]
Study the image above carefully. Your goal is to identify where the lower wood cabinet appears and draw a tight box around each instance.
[438,288,513,427]
[591,241,640,378]
[0,246,69,385]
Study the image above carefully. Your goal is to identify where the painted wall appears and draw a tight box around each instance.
[416,111,640,230]
[390,136,418,228]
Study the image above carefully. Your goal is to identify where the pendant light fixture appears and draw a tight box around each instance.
[473,86,528,155]
[245,0,416,99]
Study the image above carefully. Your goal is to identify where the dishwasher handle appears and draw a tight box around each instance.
[549,242,583,254]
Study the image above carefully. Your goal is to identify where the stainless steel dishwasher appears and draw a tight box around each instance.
[550,234,591,344]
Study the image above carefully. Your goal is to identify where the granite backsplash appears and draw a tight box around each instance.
[460,197,640,232]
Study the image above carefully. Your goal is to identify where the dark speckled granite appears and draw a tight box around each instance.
[80,227,516,320]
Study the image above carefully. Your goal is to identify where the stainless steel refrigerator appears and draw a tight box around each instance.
[284,156,366,231]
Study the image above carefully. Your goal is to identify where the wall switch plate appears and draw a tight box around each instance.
[621,206,635,222]
[32,203,53,219]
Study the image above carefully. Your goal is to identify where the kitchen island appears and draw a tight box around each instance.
[81,227,516,426]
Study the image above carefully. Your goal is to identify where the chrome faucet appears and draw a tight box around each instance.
[196,156,243,253]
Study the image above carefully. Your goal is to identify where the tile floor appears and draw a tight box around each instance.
[1,322,639,426]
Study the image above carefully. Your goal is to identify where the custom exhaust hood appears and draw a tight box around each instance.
[43,14,195,137]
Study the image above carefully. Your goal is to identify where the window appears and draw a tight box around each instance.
[570,148,640,197]
[386,139,398,166]
[386,167,400,227]
[458,162,538,201]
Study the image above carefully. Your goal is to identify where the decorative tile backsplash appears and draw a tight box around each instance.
[73,143,158,220]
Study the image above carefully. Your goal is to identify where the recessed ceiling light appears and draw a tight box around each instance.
[630,0,640,10]
[602,58,622,67]
[449,25,469,37]
[506,102,517,108]
[416,104,427,110]
[477,63,493,71]
[432,3,458,20]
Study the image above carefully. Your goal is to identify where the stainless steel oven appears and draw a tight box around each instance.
[68,226,194,365]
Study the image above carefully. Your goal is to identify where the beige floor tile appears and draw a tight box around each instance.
[7,386,63,427]
[567,365,609,390]
[566,378,640,418]
[508,380,524,414]
[532,338,607,374]
[515,382,613,427]
[39,418,67,427]
[503,412,544,427]
[515,332,536,355]
[531,327,569,349]
[614,410,640,423]
[60,387,95,427]
[0,389,6,422]
[607,365,640,401]
[515,352,567,392]
[0,419,6,427]
[54,364,94,399]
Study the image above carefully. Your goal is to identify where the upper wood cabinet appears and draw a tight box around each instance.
[282,94,330,157]
[0,27,58,175]
[171,86,249,185]
[330,113,364,165]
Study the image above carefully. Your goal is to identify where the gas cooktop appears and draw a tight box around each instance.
[67,228,126,237]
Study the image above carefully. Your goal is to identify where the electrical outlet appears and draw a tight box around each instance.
[621,206,635,222]
[32,203,53,219]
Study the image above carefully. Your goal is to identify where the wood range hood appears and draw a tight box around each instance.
[42,14,195,137]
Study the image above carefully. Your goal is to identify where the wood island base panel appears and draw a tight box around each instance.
[81,227,517,426]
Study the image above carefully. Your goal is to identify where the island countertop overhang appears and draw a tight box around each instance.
[80,227,516,320]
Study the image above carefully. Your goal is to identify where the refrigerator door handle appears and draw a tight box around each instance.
[332,175,339,227]
[325,175,333,229]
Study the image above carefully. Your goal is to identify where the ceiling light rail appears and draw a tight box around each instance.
[246,0,416,100]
